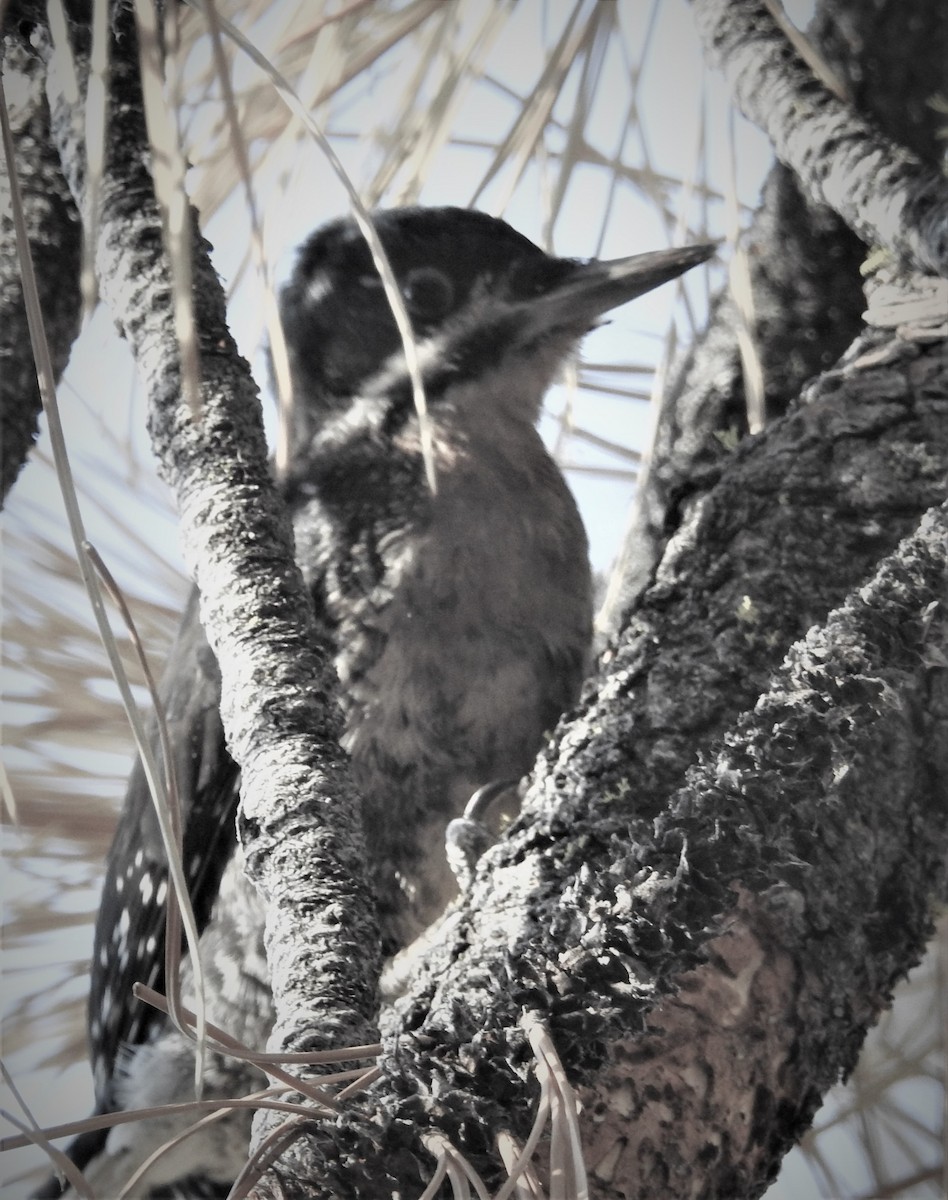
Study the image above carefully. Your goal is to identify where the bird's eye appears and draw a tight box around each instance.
[402,266,454,322]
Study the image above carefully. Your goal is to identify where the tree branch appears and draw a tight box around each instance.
[575,498,948,1198]
[692,0,948,275]
[600,0,948,628]
[0,28,81,502]
[38,0,379,1065]
[241,294,947,1192]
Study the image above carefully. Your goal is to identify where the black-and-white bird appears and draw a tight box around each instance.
[39,207,713,1197]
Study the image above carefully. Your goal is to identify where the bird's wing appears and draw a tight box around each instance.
[87,585,240,1109]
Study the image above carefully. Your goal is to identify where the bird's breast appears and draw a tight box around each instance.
[294,422,591,941]
[332,435,591,803]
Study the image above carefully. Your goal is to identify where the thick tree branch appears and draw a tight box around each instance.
[601,0,948,627]
[600,168,865,627]
[574,500,948,1197]
[693,0,948,276]
[36,2,379,1061]
[0,30,81,502]
[243,295,947,1194]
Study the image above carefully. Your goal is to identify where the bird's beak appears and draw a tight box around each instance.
[519,242,718,338]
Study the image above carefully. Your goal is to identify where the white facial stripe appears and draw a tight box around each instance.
[305,270,333,307]
[364,327,448,402]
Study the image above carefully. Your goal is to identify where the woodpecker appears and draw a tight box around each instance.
[39,207,713,1197]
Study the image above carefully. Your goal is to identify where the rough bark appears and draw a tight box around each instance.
[32,0,380,1059]
[600,0,948,629]
[0,27,81,503]
[694,0,947,275]
[580,513,948,1196]
[241,310,946,1198]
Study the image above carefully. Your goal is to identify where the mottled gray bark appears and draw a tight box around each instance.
[0,29,81,503]
[33,0,380,1061]
[246,317,946,1198]
[600,0,948,629]
[694,0,947,274]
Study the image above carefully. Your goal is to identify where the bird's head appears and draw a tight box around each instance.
[278,206,715,459]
